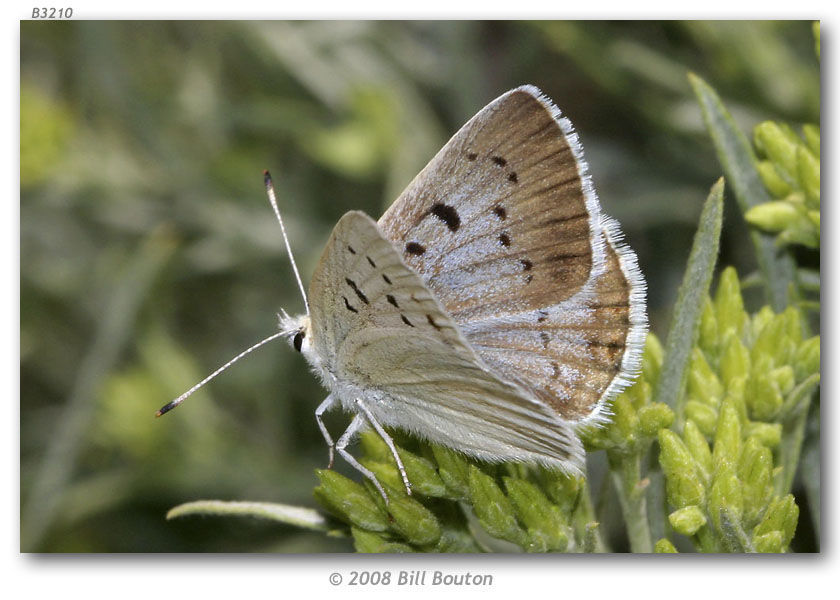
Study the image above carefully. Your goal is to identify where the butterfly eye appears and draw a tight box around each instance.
[293,331,305,352]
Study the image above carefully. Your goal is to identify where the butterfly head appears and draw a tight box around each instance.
[279,311,311,354]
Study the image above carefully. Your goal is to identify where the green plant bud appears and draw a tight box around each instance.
[359,430,394,463]
[359,460,407,498]
[781,373,820,420]
[637,403,675,437]
[754,121,798,180]
[659,430,705,508]
[738,438,773,524]
[314,470,390,532]
[664,472,706,511]
[434,527,483,553]
[781,307,803,345]
[468,465,528,547]
[609,394,639,446]
[539,471,582,513]
[745,372,783,421]
[698,298,719,356]
[582,522,601,554]
[769,366,796,396]
[523,529,550,553]
[745,201,799,234]
[431,445,471,499]
[387,496,441,546]
[642,332,664,386]
[753,530,784,553]
[685,400,719,437]
[744,422,782,448]
[756,160,793,198]
[352,527,414,553]
[683,420,713,480]
[795,335,820,380]
[750,306,775,342]
[797,144,820,206]
[689,348,724,405]
[708,469,743,531]
[395,447,448,498]
[504,477,569,551]
[774,339,798,373]
[714,267,747,338]
[720,335,751,387]
[779,223,820,248]
[712,401,742,471]
[723,376,748,422]
[754,495,798,547]
[752,311,787,365]
[623,377,649,409]
[802,124,820,158]
[580,422,613,451]
[654,538,679,553]
[669,506,707,536]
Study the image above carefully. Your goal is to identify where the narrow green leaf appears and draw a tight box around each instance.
[166,500,331,531]
[654,178,724,423]
[688,72,795,312]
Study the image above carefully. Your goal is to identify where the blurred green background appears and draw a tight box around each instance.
[20,21,819,552]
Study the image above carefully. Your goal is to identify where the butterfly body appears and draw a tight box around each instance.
[279,85,646,499]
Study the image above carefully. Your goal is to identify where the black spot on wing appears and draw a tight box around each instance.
[467,151,477,161]
[345,278,369,304]
[493,205,507,220]
[540,332,551,349]
[491,156,507,167]
[430,203,460,232]
[401,314,415,327]
[347,245,356,254]
[405,242,426,256]
[520,259,533,271]
[366,256,376,268]
[386,294,399,308]
[499,233,511,247]
[426,314,442,331]
[508,172,518,183]
[343,296,358,313]
[382,273,392,285]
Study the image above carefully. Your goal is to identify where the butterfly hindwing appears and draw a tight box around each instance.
[307,211,583,471]
[378,85,646,424]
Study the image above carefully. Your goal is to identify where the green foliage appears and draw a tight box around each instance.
[746,122,820,248]
[657,267,816,552]
[311,435,591,553]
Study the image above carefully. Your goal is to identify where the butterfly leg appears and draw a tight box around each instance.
[336,414,389,502]
[355,399,412,496]
[315,394,337,468]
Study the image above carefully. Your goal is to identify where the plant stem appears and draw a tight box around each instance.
[575,477,608,553]
[610,451,653,553]
[776,398,812,495]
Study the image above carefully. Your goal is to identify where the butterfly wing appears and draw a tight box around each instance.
[378,85,646,424]
[307,211,583,471]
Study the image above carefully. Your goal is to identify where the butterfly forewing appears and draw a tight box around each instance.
[379,86,601,322]
[378,85,646,424]
[308,211,583,471]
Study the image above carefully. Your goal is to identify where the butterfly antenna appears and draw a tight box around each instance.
[155,331,286,417]
[263,170,310,316]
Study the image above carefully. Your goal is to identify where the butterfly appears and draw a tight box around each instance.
[159,85,647,501]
